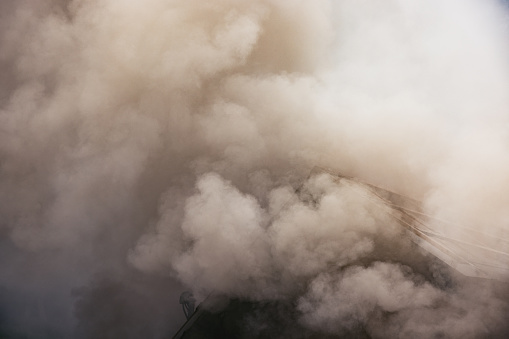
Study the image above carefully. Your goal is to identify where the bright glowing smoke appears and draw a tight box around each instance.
[1,0,509,337]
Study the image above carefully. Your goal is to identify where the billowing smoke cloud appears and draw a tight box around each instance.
[1,0,509,337]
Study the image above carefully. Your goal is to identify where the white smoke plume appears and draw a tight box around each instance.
[1,0,509,338]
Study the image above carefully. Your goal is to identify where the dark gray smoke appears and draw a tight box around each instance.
[1,0,509,338]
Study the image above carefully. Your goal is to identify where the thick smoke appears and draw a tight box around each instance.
[1,0,509,338]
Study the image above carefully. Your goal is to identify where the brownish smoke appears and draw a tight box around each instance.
[1,0,509,337]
